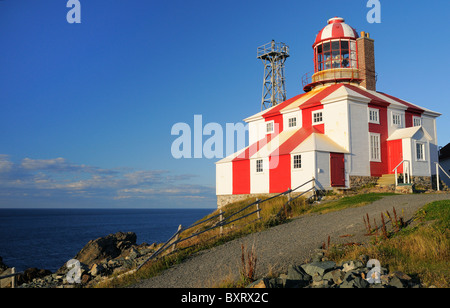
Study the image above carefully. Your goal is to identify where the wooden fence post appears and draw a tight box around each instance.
[171,225,183,252]
[219,209,223,236]
[11,267,15,289]
[256,198,261,220]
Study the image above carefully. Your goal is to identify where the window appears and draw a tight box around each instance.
[315,39,357,72]
[256,159,264,173]
[288,117,297,128]
[313,111,323,124]
[293,155,302,169]
[369,133,381,162]
[413,117,422,127]
[369,108,379,124]
[266,121,274,134]
[392,113,402,127]
[416,143,425,161]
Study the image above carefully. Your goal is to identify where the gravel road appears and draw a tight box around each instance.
[132,193,449,288]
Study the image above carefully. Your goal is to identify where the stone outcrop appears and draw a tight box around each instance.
[16,232,161,288]
[248,249,421,289]
[69,231,137,268]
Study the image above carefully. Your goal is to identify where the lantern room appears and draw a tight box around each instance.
[314,17,358,72]
[304,17,376,92]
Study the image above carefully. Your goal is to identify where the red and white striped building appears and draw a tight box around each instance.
[216,17,441,207]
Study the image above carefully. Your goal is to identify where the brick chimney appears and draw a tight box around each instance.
[357,32,376,91]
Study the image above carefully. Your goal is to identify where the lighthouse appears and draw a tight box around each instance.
[215,17,441,208]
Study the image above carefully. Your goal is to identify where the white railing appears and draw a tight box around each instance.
[436,162,450,191]
[392,160,411,186]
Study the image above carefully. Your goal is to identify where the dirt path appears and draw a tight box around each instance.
[132,193,449,288]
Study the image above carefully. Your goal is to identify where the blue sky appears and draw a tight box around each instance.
[0,0,449,208]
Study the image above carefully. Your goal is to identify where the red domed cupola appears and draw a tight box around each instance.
[304,17,364,92]
[314,17,359,47]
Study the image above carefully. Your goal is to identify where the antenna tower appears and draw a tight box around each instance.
[257,40,290,111]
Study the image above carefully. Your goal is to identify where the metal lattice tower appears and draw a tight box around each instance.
[257,40,290,111]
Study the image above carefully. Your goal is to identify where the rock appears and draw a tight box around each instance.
[323,269,345,285]
[81,274,91,284]
[17,268,52,285]
[64,231,137,270]
[286,265,312,287]
[90,263,105,276]
[286,265,312,282]
[389,276,405,288]
[342,260,364,272]
[301,261,336,277]
[247,278,270,288]
[388,272,412,288]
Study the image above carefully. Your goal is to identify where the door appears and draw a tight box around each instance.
[330,153,345,187]
[388,139,403,174]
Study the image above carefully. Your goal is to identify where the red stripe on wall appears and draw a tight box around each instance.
[405,110,421,128]
[269,155,291,193]
[232,160,250,194]
[368,103,389,177]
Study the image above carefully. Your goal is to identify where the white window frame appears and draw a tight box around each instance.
[256,159,264,173]
[368,108,380,124]
[266,121,274,134]
[369,133,381,162]
[392,112,402,127]
[312,111,323,125]
[413,116,422,127]
[287,116,297,128]
[292,154,302,170]
[415,142,426,161]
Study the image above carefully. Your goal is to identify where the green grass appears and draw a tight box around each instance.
[309,192,397,214]
[327,199,450,288]
[94,192,399,288]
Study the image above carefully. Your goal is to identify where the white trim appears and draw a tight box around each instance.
[291,154,303,171]
[414,141,427,162]
[391,112,403,128]
[287,116,297,129]
[369,133,381,162]
[255,158,264,173]
[266,120,275,134]
[368,108,380,124]
[413,116,422,127]
[312,110,324,125]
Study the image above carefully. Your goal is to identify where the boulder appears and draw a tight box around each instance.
[301,261,336,277]
[285,265,312,288]
[16,268,52,285]
[69,232,137,268]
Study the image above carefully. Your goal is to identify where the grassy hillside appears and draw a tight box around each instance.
[327,199,450,288]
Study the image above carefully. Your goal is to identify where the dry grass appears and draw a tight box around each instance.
[94,192,407,288]
[328,200,450,288]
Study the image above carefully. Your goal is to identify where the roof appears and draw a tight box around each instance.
[244,84,441,123]
[314,17,359,47]
[387,126,433,141]
[216,126,348,165]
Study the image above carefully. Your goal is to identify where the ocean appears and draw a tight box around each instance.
[0,208,212,272]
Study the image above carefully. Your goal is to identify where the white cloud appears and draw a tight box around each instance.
[0,155,13,173]
[0,154,215,207]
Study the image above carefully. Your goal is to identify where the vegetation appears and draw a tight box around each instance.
[327,200,450,288]
[94,192,447,288]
